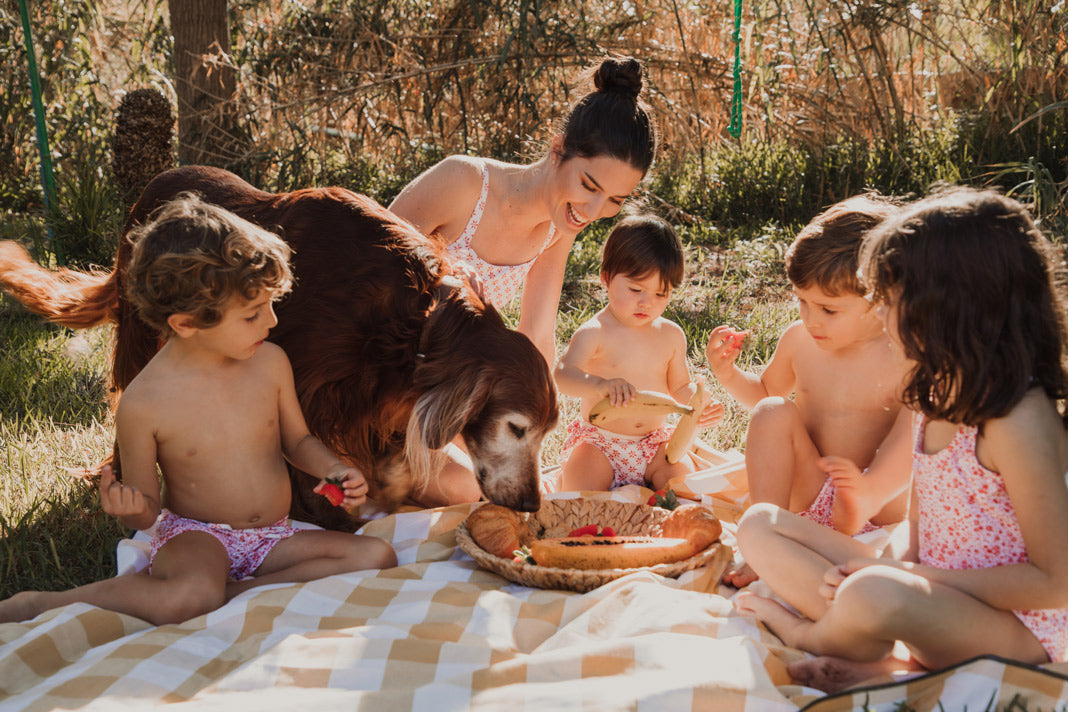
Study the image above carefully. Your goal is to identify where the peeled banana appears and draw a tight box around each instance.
[588,390,692,427]
[665,381,710,463]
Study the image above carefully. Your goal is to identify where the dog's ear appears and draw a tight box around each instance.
[409,368,491,450]
[404,368,491,489]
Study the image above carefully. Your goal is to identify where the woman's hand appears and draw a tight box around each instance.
[454,261,487,302]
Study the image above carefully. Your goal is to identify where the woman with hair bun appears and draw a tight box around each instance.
[390,56,659,368]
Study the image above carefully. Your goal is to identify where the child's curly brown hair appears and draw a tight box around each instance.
[124,193,294,337]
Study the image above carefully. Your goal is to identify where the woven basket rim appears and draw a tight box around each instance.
[456,498,730,592]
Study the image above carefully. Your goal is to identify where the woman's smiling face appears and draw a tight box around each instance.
[549,151,644,234]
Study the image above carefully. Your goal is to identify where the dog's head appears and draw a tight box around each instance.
[406,294,557,512]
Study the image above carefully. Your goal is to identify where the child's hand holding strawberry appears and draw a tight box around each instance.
[705,325,749,379]
[314,464,369,509]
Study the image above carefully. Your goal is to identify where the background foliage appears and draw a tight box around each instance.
[1,0,1066,267]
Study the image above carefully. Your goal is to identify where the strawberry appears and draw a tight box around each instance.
[319,477,345,507]
[568,524,599,537]
[598,525,616,537]
[648,488,680,510]
[724,328,746,349]
[513,546,536,564]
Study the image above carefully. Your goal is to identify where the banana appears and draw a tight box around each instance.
[665,381,710,464]
[588,390,692,427]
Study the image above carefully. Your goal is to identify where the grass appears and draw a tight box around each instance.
[0,307,126,596]
[0,220,797,598]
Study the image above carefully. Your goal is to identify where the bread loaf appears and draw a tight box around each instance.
[529,536,692,569]
[661,503,722,555]
[465,504,531,558]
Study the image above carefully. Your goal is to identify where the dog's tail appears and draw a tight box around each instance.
[0,241,120,329]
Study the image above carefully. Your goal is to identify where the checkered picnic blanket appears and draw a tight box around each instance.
[1,457,1065,711]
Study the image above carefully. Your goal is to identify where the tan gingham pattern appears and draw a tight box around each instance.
[2,477,1065,711]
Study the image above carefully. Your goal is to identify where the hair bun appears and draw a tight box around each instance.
[593,57,643,100]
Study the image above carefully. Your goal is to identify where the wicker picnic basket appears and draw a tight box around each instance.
[455,498,732,593]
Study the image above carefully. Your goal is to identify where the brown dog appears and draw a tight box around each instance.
[0,166,558,530]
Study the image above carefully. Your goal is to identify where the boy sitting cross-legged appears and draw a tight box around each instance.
[0,195,396,626]
[707,195,912,587]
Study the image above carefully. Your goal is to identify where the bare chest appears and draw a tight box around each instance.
[793,350,901,461]
[587,336,675,392]
[153,377,281,468]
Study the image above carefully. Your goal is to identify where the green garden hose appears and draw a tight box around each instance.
[728,0,743,138]
[19,0,61,263]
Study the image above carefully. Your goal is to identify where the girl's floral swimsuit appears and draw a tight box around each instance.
[445,160,556,306]
[913,415,1068,662]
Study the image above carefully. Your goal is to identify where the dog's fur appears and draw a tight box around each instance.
[0,166,558,530]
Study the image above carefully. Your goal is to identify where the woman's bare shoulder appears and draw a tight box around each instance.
[390,155,485,227]
[415,155,484,189]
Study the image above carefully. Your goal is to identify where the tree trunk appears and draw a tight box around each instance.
[169,0,242,167]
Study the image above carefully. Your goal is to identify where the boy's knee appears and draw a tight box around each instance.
[749,397,800,431]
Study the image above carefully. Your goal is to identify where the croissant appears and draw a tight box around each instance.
[661,503,722,556]
[465,503,531,558]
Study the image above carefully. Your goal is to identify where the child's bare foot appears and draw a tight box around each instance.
[734,590,809,648]
[0,591,45,623]
[831,485,872,536]
[787,654,925,693]
[723,561,759,588]
[820,456,873,535]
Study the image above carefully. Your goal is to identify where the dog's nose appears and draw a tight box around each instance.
[518,493,541,512]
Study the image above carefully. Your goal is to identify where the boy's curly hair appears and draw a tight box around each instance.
[786,193,899,296]
[124,193,294,337]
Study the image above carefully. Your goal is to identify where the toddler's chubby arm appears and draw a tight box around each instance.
[706,322,801,410]
[271,347,369,509]
[554,320,636,407]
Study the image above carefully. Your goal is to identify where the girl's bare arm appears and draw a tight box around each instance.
[554,322,616,400]
[665,322,696,403]
[845,394,1068,611]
